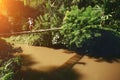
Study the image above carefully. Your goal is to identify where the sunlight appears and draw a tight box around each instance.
[0,0,10,34]
[0,0,7,15]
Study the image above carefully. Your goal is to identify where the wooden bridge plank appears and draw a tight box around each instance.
[0,28,62,36]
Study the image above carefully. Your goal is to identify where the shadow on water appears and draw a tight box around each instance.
[74,28,120,63]
[20,54,37,66]
[15,54,84,80]
[16,67,83,80]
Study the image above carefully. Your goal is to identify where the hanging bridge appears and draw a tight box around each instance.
[0,28,62,36]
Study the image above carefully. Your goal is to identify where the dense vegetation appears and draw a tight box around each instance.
[0,1,120,52]
[0,0,120,79]
[61,0,120,60]
[2,0,120,55]
[0,38,21,80]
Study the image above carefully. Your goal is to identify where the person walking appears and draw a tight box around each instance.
[28,17,34,31]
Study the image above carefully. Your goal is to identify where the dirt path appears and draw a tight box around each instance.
[15,44,120,80]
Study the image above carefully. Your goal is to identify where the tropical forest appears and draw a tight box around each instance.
[0,0,120,80]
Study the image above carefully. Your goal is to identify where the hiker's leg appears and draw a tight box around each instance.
[31,25,34,31]
[29,25,32,31]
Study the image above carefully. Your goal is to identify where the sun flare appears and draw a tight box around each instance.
[0,0,7,15]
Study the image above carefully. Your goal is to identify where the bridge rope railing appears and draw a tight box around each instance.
[0,28,62,36]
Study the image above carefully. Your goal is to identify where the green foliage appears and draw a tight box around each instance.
[31,0,73,46]
[4,0,120,51]
[0,57,21,80]
[35,14,59,29]
[61,6,102,48]
[77,0,120,31]
[25,33,52,46]
[0,38,21,80]
[61,3,120,59]
[0,72,14,80]
[34,0,72,29]
[6,33,52,46]
[87,0,120,32]
[102,0,120,17]
[5,0,80,46]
